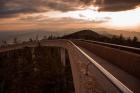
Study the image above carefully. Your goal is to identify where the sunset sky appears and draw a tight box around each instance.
[0,0,140,32]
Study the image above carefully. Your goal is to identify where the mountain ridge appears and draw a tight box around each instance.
[62,29,101,40]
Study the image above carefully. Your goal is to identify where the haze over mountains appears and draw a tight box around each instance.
[92,28,140,40]
[0,29,140,45]
[0,30,71,45]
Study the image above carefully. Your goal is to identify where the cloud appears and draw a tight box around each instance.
[98,0,140,11]
[19,15,47,22]
[0,0,48,18]
[0,0,140,19]
[0,0,77,18]
[46,1,78,12]
[81,0,140,11]
[80,0,93,5]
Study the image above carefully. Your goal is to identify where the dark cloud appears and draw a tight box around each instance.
[79,0,140,11]
[0,0,78,18]
[46,1,77,12]
[98,0,140,11]
[80,0,93,4]
[0,0,48,18]
[0,7,43,18]
[0,0,140,18]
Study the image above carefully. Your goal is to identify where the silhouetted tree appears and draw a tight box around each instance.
[35,35,39,42]
[131,36,138,47]
[132,36,138,43]
[2,40,7,46]
[111,35,117,43]
[13,37,18,44]
[29,38,33,42]
[125,37,132,46]
[48,35,56,40]
[127,37,131,42]
[118,34,125,44]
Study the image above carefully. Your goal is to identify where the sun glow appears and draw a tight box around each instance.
[66,7,140,29]
[47,5,100,21]
[67,5,100,21]
[107,8,140,28]
[4,5,139,31]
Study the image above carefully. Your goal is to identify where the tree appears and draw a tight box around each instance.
[35,35,39,42]
[127,37,131,42]
[118,34,125,44]
[13,37,18,44]
[42,36,47,41]
[111,35,117,43]
[2,40,7,46]
[48,35,56,40]
[29,38,33,42]
[132,36,138,43]
[125,37,132,46]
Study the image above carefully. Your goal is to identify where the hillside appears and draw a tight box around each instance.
[62,30,101,40]
[61,29,140,48]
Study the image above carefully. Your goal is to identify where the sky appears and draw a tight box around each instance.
[0,0,140,32]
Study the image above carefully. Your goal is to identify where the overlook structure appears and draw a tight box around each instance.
[0,39,140,93]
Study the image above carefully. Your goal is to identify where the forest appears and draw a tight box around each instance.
[0,45,75,93]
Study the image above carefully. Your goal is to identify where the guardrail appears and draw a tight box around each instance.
[76,39,140,54]
[69,41,134,93]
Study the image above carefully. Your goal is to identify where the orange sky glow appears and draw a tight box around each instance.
[0,1,140,32]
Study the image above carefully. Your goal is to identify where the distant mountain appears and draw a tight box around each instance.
[92,28,140,40]
[0,30,70,45]
[62,29,101,40]
[62,29,140,48]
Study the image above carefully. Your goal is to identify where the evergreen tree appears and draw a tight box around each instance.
[13,37,18,44]
[132,36,138,43]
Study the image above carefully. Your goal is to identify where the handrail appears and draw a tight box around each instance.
[76,39,140,54]
[69,40,134,93]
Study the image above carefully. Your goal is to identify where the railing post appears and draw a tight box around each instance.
[60,48,66,67]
